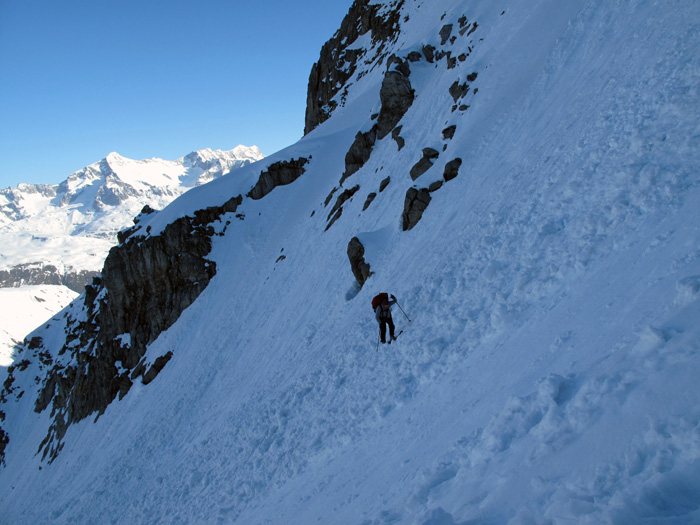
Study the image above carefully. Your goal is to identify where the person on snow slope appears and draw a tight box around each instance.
[374,293,398,344]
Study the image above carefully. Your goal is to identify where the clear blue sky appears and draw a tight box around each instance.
[0,0,352,188]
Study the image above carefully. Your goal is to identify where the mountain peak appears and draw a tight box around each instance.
[104,151,127,167]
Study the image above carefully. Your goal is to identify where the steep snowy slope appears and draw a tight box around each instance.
[0,286,78,366]
[1,1,699,523]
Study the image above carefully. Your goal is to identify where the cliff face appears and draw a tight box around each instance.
[14,196,240,461]
[304,0,403,135]
[1,155,310,461]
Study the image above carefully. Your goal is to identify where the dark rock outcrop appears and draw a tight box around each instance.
[376,69,415,140]
[142,352,174,385]
[450,73,478,111]
[347,237,372,287]
[118,204,157,244]
[379,176,391,192]
[339,63,415,184]
[402,188,432,231]
[444,158,463,181]
[363,193,377,211]
[402,157,463,231]
[428,180,444,192]
[341,130,377,185]
[392,126,405,150]
[449,80,470,102]
[442,125,457,140]
[440,24,454,45]
[410,148,440,180]
[30,194,243,462]
[305,0,404,135]
[248,158,309,200]
[0,416,8,466]
[309,1,413,187]
[327,185,360,230]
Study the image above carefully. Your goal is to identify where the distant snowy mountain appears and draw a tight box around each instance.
[2,1,699,524]
[0,146,263,365]
[0,145,264,290]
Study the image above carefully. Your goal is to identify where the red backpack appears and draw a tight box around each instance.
[371,293,389,310]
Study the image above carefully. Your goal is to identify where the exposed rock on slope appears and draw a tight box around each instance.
[376,66,415,139]
[410,147,440,181]
[305,0,404,135]
[340,58,415,186]
[3,149,311,462]
[402,187,432,231]
[24,194,243,462]
[347,237,372,287]
[248,158,309,200]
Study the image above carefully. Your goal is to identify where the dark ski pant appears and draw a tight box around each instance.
[378,317,395,343]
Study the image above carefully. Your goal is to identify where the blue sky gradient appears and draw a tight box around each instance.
[0,0,352,188]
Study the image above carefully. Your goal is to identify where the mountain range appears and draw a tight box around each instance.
[0,145,263,289]
[1,0,699,523]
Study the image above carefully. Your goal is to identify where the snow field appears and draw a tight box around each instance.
[1,0,700,523]
[0,285,78,365]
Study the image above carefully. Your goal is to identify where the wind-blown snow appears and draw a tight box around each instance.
[1,1,699,523]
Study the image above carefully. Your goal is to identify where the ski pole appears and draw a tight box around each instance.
[394,298,411,322]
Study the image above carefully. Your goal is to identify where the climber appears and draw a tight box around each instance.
[372,293,397,344]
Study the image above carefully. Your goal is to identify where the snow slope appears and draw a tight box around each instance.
[0,286,78,366]
[2,1,699,523]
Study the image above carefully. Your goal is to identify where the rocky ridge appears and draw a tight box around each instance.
[305,0,404,135]
[314,8,482,280]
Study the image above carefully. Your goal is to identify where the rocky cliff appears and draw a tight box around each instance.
[305,0,403,135]
[1,151,310,462]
